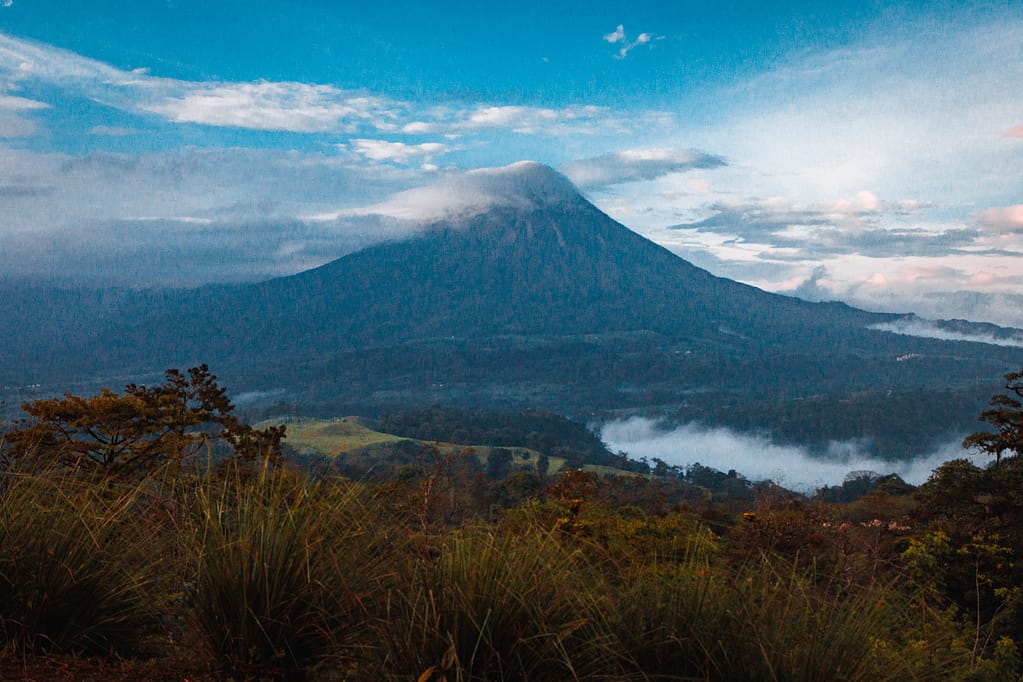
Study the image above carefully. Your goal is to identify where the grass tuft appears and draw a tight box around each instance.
[0,473,155,656]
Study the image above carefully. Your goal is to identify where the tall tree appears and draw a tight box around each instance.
[1,365,283,476]
[964,369,1023,465]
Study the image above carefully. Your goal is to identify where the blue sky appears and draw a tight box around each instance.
[2,1,1023,326]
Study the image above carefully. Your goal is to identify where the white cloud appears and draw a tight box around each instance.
[601,417,983,491]
[976,205,1023,233]
[88,125,136,136]
[603,25,625,44]
[0,93,47,110]
[561,147,726,189]
[143,81,400,133]
[348,139,452,165]
[329,161,574,222]
[401,120,444,134]
[454,104,643,136]
[0,90,48,137]
[869,317,1023,347]
[603,24,663,59]
[0,33,405,134]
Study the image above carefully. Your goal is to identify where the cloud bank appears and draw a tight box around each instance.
[324,161,577,223]
[601,417,982,492]
[560,148,726,190]
[868,317,1023,348]
[0,31,672,143]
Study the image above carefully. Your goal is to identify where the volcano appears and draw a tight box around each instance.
[3,162,1021,457]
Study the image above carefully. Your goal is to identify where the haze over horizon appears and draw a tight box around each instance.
[2,2,1023,326]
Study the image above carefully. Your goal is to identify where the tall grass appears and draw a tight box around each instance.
[612,534,735,680]
[0,473,155,656]
[614,546,964,682]
[381,526,621,681]
[190,466,394,679]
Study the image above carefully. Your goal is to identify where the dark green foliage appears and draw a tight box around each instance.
[964,368,1023,463]
[816,471,914,503]
[375,406,638,470]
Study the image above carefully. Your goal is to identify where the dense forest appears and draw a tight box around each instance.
[2,366,1023,680]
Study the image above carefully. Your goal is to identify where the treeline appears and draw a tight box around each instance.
[374,405,646,472]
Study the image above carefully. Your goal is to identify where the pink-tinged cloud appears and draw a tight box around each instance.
[977,204,1023,233]
[1003,125,1023,138]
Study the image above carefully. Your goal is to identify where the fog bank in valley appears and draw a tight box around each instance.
[601,417,985,492]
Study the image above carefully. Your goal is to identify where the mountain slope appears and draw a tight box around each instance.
[101,163,896,364]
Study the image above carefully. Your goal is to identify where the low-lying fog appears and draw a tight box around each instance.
[601,417,985,493]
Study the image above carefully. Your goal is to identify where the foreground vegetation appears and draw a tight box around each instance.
[2,368,1023,680]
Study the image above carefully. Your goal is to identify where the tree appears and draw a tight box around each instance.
[964,369,1023,465]
[1,365,284,476]
[487,448,513,478]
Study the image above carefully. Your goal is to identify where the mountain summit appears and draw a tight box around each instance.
[462,161,585,207]
[350,162,584,223]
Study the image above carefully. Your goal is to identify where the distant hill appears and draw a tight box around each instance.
[2,162,1021,457]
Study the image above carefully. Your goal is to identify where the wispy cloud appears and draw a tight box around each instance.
[603,24,663,59]
[672,195,970,260]
[0,89,48,137]
[0,32,405,134]
[455,104,664,136]
[0,31,673,141]
[321,161,574,223]
[0,93,48,110]
[560,148,726,189]
[348,138,453,166]
[143,81,401,133]
[869,317,1023,348]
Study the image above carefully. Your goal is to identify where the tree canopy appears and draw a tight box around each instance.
[964,368,1023,464]
[1,365,283,476]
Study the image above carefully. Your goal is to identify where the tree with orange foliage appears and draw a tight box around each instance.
[1,365,283,476]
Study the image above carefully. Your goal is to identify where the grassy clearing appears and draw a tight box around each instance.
[260,416,573,474]
[258,417,403,456]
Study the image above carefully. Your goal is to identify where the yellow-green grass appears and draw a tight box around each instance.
[258,416,403,457]
[258,416,571,472]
